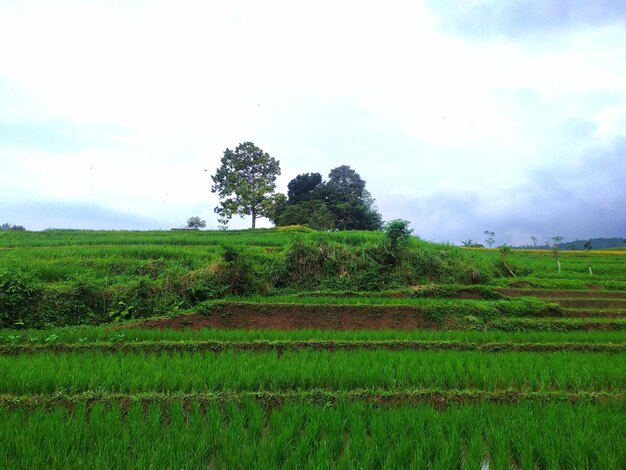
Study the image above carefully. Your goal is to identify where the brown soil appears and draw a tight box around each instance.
[497,288,626,299]
[560,308,625,318]
[2,391,620,412]
[3,341,623,356]
[134,304,444,331]
[456,290,486,300]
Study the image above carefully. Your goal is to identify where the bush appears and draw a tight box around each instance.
[0,270,42,327]
[384,219,413,250]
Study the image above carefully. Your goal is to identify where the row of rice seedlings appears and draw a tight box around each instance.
[227,295,540,307]
[3,326,626,345]
[0,228,306,248]
[488,317,626,331]
[221,297,559,319]
[2,350,623,394]
[496,277,626,291]
[1,401,623,469]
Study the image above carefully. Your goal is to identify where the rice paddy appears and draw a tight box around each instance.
[1,229,624,468]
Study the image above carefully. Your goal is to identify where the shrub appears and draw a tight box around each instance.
[0,269,42,327]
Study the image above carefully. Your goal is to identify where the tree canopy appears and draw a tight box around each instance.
[274,165,382,231]
[287,172,323,204]
[211,142,281,229]
[186,217,206,229]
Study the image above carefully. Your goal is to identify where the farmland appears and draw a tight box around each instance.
[1,229,625,468]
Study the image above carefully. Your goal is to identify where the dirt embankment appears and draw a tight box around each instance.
[135,304,445,331]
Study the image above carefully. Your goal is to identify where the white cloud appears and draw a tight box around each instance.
[1,0,625,239]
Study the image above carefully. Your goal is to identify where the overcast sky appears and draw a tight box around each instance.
[1,0,625,245]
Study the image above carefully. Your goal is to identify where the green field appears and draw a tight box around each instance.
[1,229,625,468]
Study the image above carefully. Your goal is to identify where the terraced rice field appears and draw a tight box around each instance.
[1,230,625,468]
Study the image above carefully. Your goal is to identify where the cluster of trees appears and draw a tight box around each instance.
[1,223,25,231]
[272,166,382,230]
[211,142,382,231]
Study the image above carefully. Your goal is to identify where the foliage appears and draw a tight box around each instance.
[0,270,41,328]
[211,142,281,229]
[275,166,382,231]
[287,172,323,204]
[384,219,413,250]
[274,200,335,230]
[186,217,206,229]
[215,245,258,295]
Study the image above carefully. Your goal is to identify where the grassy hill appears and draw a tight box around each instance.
[0,227,493,328]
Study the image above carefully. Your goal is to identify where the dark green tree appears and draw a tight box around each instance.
[323,166,382,230]
[287,172,323,204]
[211,142,281,229]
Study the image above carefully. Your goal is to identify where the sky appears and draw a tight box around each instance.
[1,0,625,245]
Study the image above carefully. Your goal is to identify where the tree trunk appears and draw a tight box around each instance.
[501,257,517,277]
[251,208,256,229]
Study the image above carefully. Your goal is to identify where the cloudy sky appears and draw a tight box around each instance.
[1,0,625,245]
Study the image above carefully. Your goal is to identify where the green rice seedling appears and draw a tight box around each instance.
[1,401,625,468]
[2,350,623,395]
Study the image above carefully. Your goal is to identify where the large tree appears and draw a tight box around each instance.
[287,172,323,204]
[323,166,382,230]
[211,142,281,229]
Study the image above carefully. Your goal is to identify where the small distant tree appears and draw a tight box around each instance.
[530,236,538,248]
[583,240,592,250]
[484,231,495,248]
[461,239,475,247]
[186,217,206,229]
[211,142,281,229]
[499,245,516,277]
[551,236,564,273]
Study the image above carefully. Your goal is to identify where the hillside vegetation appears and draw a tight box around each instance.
[0,228,492,328]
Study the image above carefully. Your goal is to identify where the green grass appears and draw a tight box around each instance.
[1,401,623,469]
[2,349,623,394]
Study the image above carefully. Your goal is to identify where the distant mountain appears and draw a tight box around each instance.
[516,237,626,250]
